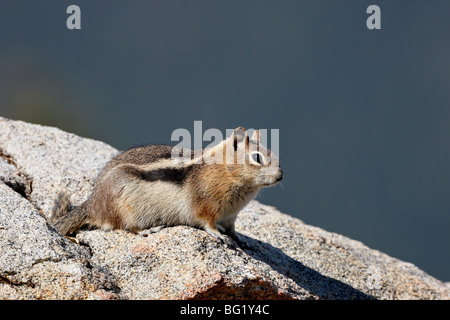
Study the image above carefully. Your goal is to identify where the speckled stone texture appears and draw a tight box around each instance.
[1,117,449,299]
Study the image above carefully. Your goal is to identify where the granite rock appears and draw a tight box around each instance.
[0,117,449,300]
[0,117,118,217]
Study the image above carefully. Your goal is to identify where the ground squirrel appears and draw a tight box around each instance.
[52,127,282,247]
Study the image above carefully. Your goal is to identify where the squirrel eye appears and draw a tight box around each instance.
[251,152,264,165]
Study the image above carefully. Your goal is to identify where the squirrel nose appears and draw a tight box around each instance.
[276,169,283,182]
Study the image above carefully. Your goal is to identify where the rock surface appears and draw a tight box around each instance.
[0,117,449,300]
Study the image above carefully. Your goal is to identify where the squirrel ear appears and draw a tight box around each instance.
[250,129,260,141]
[231,127,246,151]
[233,127,246,137]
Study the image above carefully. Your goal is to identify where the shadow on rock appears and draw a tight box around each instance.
[240,234,375,300]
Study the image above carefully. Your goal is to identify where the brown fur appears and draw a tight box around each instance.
[53,127,282,247]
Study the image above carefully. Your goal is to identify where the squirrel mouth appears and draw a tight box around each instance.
[262,181,278,187]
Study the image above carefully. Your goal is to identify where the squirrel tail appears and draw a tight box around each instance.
[52,193,89,236]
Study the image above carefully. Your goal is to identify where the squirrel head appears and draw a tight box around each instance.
[205,127,283,189]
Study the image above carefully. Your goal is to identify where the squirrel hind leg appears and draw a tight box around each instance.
[138,225,166,237]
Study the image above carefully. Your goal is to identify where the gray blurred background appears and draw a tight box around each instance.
[0,1,449,281]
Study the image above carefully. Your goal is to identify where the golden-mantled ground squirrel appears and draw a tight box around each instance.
[52,127,282,247]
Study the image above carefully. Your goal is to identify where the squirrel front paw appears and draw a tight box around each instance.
[204,226,238,249]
